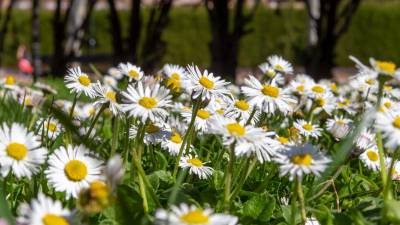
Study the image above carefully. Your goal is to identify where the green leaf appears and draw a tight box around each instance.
[242,193,275,220]
[259,195,276,222]
[385,199,400,224]
[213,170,224,190]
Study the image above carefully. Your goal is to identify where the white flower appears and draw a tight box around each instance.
[375,110,400,150]
[130,121,171,145]
[181,107,216,134]
[275,143,331,181]
[103,75,118,88]
[186,64,231,101]
[64,67,95,98]
[354,129,376,150]
[179,155,214,179]
[267,55,293,74]
[155,203,238,225]
[17,193,72,225]
[93,82,121,115]
[311,92,336,115]
[161,131,185,156]
[118,62,144,81]
[1,75,19,91]
[105,154,124,190]
[305,217,321,225]
[325,116,352,140]
[224,99,259,123]
[0,123,47,178]
[163,64,188,92]
[241,75,295,114]
[121,81,172,123]
[307,83,331,99]
[36,118,62,140]
[359,147,380,171]
[45,145,104,199]
[211,116,279,162]
[294,119,322,138]
[108,67,123,80]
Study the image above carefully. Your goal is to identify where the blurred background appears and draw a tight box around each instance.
[0,0,398,82]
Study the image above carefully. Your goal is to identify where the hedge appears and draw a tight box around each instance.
[0,1,399,68]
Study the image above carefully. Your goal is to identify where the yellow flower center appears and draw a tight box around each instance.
[24,96,32,106]
[166,77,181,91]
[6,142,28,161]
[187,158,204,167]
[278,136,289,144]
[296,85,305,92]
[274,64,284,71]
[78,75,91,87]
[180,209,209,224]
[226,123,246,136]
[171,73,180,80]
[367,150,379,162]
[128,70,139,78]
[216,109,224,115]
[171,132,182,144]
[384,101,392,108]
[392,116,400,129]
[5,76,15,85]
[330,83,337,92]
[376,61,396,75]
[235,100,249,111]
[42,214,70,225]
[106,91,116,102]
[47,122,58,132]
[199,76,214,89]
[315,97,325,107]
[266,70,276,78]
[145,124,160,134]
[90,181,109,200]
[64,160,88,182]
[312,85,325,94]
[197,109,210,119]
[365,79,375,85]
[336,120,345,125]
[138,97,158,109]
[291,154,313,166]
[302,123,313,131]
[261,85,279,98]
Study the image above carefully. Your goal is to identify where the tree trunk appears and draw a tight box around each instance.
[0,0,16,66]
[32,0,42,80]
[51,0,68,76]
[107,0,124,65]
[128,0,141,63]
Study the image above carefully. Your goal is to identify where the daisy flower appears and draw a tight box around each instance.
[0,123,47,178]
[108,67,123,80]
[307,83,331,99]
[294,119,322,138]
[311,92,335,115]
[121,81,172,123]
[181,107,216,133]
[275,143,331,181]
[155,203,238,225]
[118,62,144,81]
[103,75,118,88]
[375,110,400,150]
[93,82,121,115]
[130,121,172,145]
[17,193,72,225]
[34,82,58,95]
[179,155,214,179]
[225,99,259,123]
[258,62,285,84]
[64,67,95,98]
[359,147,380,171]
[45,145,104,199]
[325,116,352,140]
[211,116,279,162]
[162,64,188,92]
[161,130,186,156]
[267,55,293,74]
[1,75,19,91]
[241,75,295,114]
[186,64,230,101]
[390,161,400,181]
[354,129,376,151]
[36,118,62,140]
[370,58,398,76]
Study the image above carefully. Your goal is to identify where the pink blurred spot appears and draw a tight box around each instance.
[0,218,9,225]
[18,59,33,74]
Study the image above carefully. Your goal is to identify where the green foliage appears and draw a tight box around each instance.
[1,1,400,68]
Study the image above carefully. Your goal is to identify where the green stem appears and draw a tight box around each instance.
[245,108,257,125]
[230,158,256,200]
[69,94,78,118]
[138,172,149,213]
[291,180,298,225]
[86,105,107,140]
[297,178,307,224]
[172,99,201,179]
[223,145,235,212]
[110,116,119,156]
